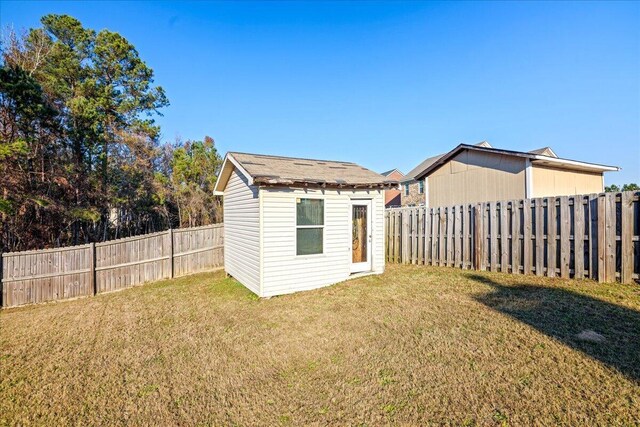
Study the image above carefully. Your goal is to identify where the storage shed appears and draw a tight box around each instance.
[213,152,397,297]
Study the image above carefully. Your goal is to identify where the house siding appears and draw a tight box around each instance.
[383,170,404,207]
[428,150,527,206]
[400,180,425,206]
[223,168,260,294]
[260,188,384,297]
[531,165,603,198]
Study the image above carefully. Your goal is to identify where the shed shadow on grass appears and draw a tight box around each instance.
[469,274,640,382]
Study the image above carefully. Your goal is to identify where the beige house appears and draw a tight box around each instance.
[401,142,619,207]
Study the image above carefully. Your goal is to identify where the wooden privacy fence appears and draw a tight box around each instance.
[1,224,224,308]
[385,191,639,284]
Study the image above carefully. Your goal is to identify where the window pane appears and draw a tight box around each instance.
[296,198,324,225]
[297,228,323,255]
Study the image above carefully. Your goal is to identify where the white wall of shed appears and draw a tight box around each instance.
[260,187,384,297]
[223,168,261,294]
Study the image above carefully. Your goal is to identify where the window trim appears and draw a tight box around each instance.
[295,197,325,256]
[404,183,410,196]
[418,180,424,194]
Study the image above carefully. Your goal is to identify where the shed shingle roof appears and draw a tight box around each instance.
[218,152,397,190]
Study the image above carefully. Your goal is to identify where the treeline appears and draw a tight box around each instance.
[0,15,221,252]
[605,183,639,192]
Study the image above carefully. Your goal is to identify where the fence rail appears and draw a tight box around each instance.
[1,224,224,308]
[385,191,640,284]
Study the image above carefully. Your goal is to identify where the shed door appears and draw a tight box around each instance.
[350,200,372,273]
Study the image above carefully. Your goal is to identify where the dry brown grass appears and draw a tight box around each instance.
[1,265,639,426]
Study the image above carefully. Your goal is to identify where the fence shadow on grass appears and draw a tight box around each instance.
[468,274,640,382]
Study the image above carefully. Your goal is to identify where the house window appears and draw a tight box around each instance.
[296,198,324,255]
[404,184,410,196]
[418,180,424,194]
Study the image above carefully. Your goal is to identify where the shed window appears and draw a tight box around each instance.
[418,181,424,194]
[296,198,324,255]
[404,184,409,196]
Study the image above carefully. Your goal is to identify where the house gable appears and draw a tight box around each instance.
[427,149,527,206]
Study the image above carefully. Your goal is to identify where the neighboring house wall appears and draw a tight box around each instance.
[260,188,384,297]
[223,168,261,294]
[401,180,425,206]
[385,191,401,208]
[531,165,603,198]
[428,150,527,206]
[384,170,404,207]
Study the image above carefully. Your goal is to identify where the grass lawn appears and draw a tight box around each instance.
[1,265,639,426]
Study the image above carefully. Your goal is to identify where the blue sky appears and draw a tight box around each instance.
[2,1,639,184]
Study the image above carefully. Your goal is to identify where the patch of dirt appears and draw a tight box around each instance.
[575,330,606,343]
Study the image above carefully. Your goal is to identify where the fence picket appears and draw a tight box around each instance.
[547,197,557,278]
[559,196,571,279]
[500,202,509,273]
[620,192,634,283]
[462,205,471,270]
[511,200,520,274]
[534,199,544,276]
[489,203,498,272]
[446,207,453,267]
[574,197,585,279]
[588,194,598,280]
[411,209,418,265]
[455,206,460,268]
[393,211,397,263]
[604,192,617,283]
[523,199,532,275]
[478,203,489,270]
[439,208,446,266]
[421,209,428,265]
[597,194,606,282]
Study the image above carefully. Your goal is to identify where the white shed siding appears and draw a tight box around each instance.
[223,168,260,294]
[371,194,385,273]
[260,188,384,297]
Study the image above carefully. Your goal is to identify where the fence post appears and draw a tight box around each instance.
[169,228,174,279]
[90,242,96,295]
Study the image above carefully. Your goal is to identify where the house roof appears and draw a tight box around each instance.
[528,146,558,158]
[401,154,445,183]
[380,168,404,177]
[413,144,619,180]
[214,152,398,193]
[400,141,493,183]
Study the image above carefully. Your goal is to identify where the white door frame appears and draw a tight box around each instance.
[350,199,372,273]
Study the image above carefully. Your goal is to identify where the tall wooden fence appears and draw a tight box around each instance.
[1,224,224,308]
[385,191,639,284]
